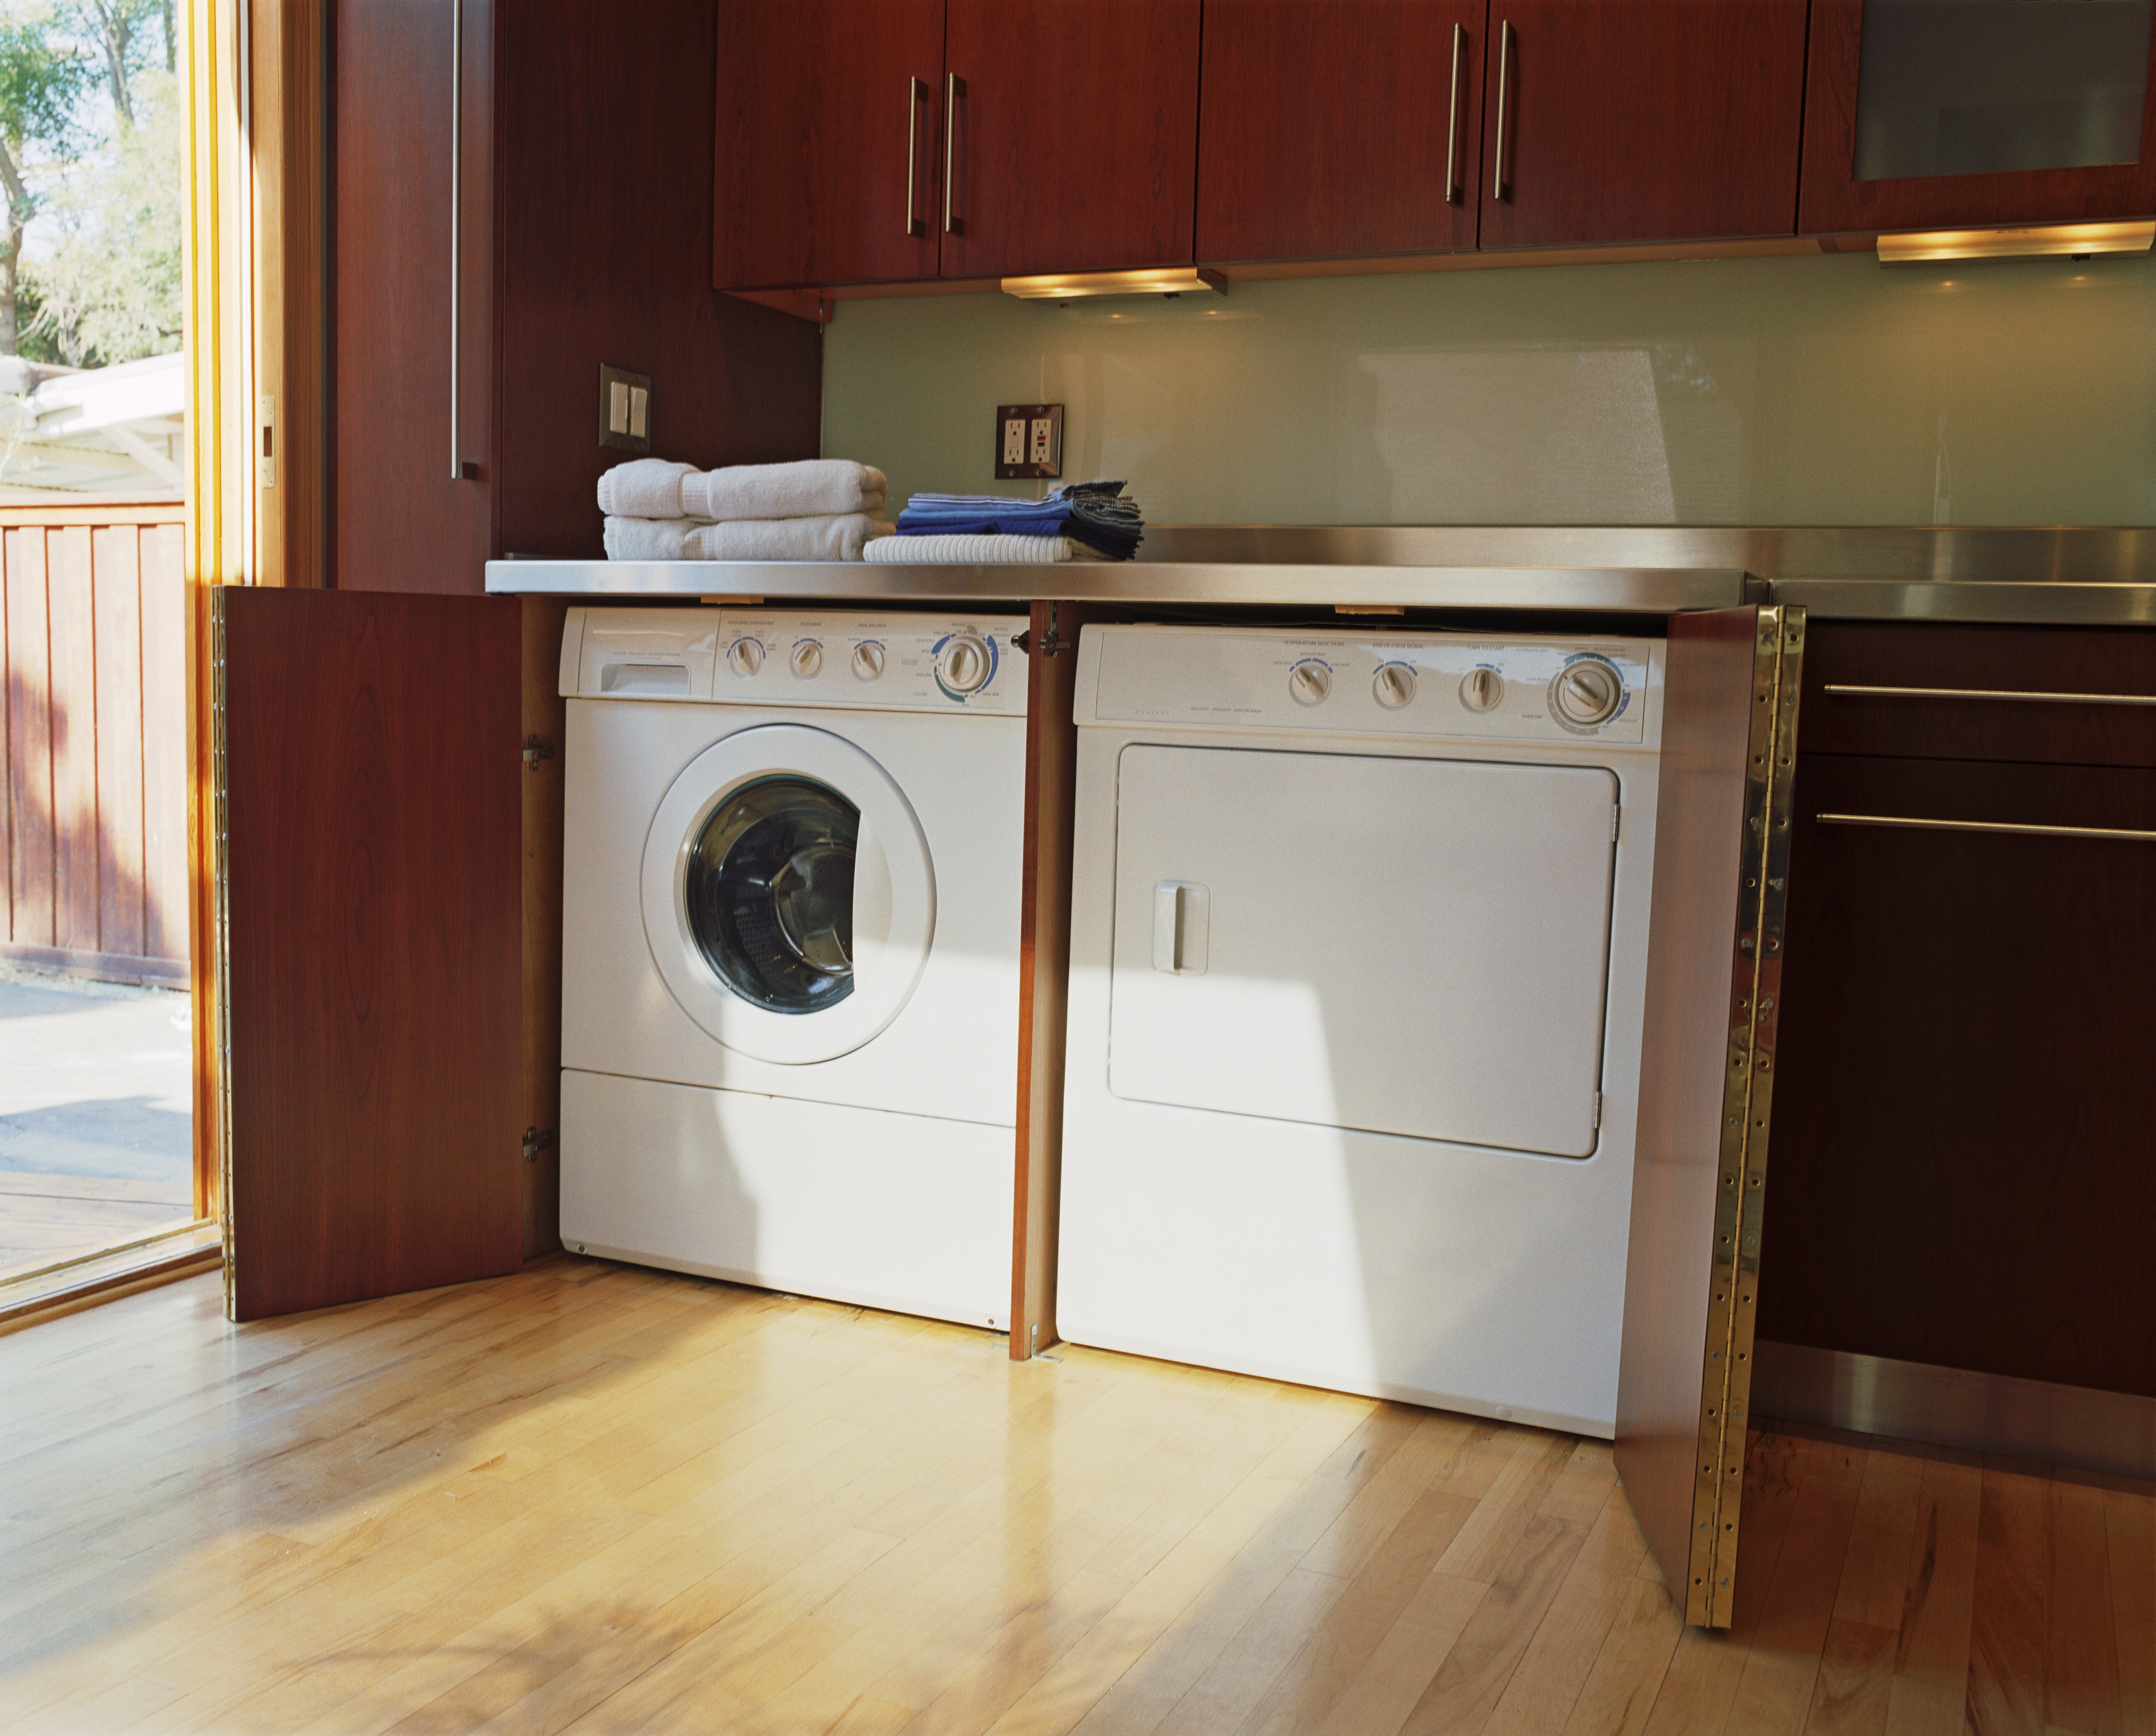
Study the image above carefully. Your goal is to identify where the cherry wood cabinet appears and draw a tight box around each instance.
[713,1,946,289]
[1476,0,1809,248]
[939,0,1203,279]
[1196,0,1487,263]
[1800,0,2156,235]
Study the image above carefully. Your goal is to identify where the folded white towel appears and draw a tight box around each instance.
[597,458,696,520]
[684,514,893,563]
[602,515,698,560]
[682,459,888,523]
[863,533,1107,565]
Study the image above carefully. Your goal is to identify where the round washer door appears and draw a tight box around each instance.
[641,724,935,1065]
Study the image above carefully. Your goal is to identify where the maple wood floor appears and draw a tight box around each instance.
[1,1258,2148,1735]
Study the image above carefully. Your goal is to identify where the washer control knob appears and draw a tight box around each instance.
[1551,656,1625,729]
[1459,666,1505,713]
[726,636,766,678]
[1372,663,1416,709]
[937,632,994,696]
[1289,659,1333,707]
[790,640,823,680]
[851,640,886,681]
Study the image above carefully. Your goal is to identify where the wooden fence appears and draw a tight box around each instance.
[1,510,190,986]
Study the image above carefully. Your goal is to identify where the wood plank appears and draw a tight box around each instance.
[2103,1478,2156,1736]
[6,528,54,946]
[44,526,96,955]
[89,527,144,960]
[1966,1458,2054,1736]
[137,523,187,969]
[1398,1513,1592,1734]
[1558,1576,1684,1736]
[2044,1469,2123,1736]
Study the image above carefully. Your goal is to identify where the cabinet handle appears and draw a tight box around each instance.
[905,76,927,238]
[448,0,463,482]
[1444,23,1465,205]
[1823,682,2156,708]
[1492,19,1514,203]
[944,73,966,236]
[1819,812,2156,844]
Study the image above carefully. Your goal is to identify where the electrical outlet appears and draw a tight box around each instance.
[599,364,652,452]
[995,403,1062,479]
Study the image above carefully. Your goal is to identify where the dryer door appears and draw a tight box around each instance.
[642,724,935,1064]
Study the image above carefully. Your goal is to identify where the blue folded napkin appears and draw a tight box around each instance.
[898,481,1144,559]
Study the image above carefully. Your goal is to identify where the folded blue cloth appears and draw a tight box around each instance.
[898,481,1143,559]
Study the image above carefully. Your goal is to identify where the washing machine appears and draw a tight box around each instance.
[1056,623,1665,1435]
[558,605,1026,1328]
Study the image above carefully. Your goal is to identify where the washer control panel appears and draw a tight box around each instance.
[1085,625,1654,744]
[563,606,1028,714]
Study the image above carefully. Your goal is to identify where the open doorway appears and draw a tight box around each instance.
[0,0,204,1306]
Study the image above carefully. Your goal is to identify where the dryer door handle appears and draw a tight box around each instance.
[1152,881,1210,976]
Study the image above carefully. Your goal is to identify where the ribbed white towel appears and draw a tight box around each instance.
[682,460,888,522]
[864,533,1107,565]
[602,515,698,560]
[684,515,894,562]
[597,458,696,520]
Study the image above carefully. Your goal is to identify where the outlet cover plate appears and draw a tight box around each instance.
[996,403,1063,479]
[599,364,652,452]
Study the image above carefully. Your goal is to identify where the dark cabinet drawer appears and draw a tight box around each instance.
[1800,621,2156,767]
[1763,751,2156,1397]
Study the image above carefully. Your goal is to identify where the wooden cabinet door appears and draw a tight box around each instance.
[1197,0,1487,263]
[713,0,947,289]
[1477,0,1808,248]
[215,589,525,1322]
[939,0,1202,279]
[1799,0,2156,233]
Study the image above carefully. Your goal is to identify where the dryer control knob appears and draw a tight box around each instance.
[937,633,993,696]
[1289,659,1333,707]
[1459,666,1505,712]
[790,640,823,680]
[1551,656,1625,729]
[727,636,766,678]
[851,641,886,681]
[1373,663,1416,709]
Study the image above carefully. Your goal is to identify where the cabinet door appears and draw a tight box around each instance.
[1197,1,1486,263]
[215,590,525,1322]
[940,0,1202,279]
[713,0,947,289]
[1800,0,2156,233]
[1478,0,1808,248]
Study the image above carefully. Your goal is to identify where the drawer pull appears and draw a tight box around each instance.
[1444,23,1466,205]
[1823,682,2156,708]
[1819,813,2156,844]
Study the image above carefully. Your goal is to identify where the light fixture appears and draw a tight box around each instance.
[1002,267,1226,300]
[1876,220,2155,264]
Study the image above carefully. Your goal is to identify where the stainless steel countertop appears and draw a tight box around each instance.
[487,525,2156,624]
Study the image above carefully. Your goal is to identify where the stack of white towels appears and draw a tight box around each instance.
[598,458,894,561]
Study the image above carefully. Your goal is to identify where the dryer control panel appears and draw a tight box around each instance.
[561,607,1028,715]
[1080,625,1656,745]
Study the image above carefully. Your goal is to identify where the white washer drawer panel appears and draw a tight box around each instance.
[1107,745,1617,1157]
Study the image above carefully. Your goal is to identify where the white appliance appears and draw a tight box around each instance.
[1057,624,1665,1435]
[558,605,1027,1328]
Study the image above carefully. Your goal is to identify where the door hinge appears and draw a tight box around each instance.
[522,1127,555,1162]
[523,735,555,771]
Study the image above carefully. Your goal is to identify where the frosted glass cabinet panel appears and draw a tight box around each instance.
[1802,0,2156,231]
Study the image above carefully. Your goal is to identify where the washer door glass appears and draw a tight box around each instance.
[686,776,858,1014]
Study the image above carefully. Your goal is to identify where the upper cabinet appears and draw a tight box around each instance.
[1196,0,1487,263]
[1476,1,1810,248]
[713,1,947,289]
[1799,0,2156,231]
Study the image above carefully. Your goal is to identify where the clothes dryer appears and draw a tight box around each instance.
[1056,624,1665,1434]
[558,606,1026,1328]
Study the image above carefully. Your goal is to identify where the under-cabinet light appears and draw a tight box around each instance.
[1002,267,1226,300]
[1877,221,2155,263]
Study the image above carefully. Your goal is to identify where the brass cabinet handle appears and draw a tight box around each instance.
[944,73,965,236]
[1818,812,2156,843]
[1823,682,2156,707]
[905,77,927,237]
[1444,23,1466,205]
[1492,20,1514,202]
[448,0,463,482]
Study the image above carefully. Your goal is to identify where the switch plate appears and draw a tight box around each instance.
[995,402,1062,479]
[599,364,652,452]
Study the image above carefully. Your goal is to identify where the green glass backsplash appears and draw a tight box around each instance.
[820,251,2156,527]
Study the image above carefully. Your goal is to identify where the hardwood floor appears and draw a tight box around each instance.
[1,1258,2149,1735]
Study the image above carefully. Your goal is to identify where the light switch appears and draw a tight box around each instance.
[598,364,653,452]
[608,381,629,435]
[629,386,649,440]
[994,402,1063,479]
